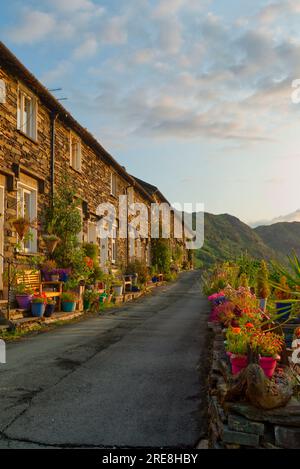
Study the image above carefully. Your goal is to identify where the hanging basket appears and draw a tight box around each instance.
[43,235,60,254]
[13,218,30,240]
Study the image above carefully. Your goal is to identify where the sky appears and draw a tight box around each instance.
[1,0,300,225]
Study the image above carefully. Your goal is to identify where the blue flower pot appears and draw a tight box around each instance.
[276,302,292,322]
[31,302,45,317]
[62,301,76,313]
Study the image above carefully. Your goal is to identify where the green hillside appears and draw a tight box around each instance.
[255,222,300,258]
[195,213,276,267]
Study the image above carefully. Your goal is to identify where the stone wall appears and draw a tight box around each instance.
[208,323,300,449]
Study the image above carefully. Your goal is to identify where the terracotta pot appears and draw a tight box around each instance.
[230,355,248,375]
[259,356,277,379]
[43,238,59,254]
[13,220,30,240]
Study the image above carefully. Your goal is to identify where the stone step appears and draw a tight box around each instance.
[8,309,29,320]
[41,311,83,324]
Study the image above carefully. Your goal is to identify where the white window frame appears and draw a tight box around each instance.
[87,221,97,244]
[17,86,37,140]
[110,172,117,197]
[17,183,38,253]
[70,133,82,172]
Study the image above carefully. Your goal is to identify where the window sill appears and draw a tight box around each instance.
[17,129,38,145]
[70,165,82,174]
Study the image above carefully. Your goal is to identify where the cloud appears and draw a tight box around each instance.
[101,16,128,45]
[7,10,55,44]
[48,0,98,12]
[73,37,98,59]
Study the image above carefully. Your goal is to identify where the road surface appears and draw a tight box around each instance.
[0,271,210,448]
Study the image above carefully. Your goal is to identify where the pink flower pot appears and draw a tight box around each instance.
[259,356,277,379]
[230,355,248,375]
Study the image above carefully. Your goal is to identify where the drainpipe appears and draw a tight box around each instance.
[50,111,58,207]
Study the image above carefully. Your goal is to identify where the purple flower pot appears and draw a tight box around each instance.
[16,294,32,311]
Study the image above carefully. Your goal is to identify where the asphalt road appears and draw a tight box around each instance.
[0,270,210,448]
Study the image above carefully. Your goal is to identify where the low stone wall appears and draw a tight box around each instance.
[208,322,300,449]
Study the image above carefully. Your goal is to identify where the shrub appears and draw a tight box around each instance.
[125,259,149,285]
[256,260,270,299]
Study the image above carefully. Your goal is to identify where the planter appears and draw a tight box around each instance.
[62,301,76,313]
[59,271,69,282]
[44,303,56,317]
[259,356,277,379]
[83,300,91,311]
[50,274,60,282]
[13,219,30,240]
[43,237,59,254]
[31,302,45,317]
[16,294,32,311]
[99,293,107,304]
[259,298,267,312]
[276,302,292,322]
[230,354,248,375]
[152,276,158,283]
[113,285,123,296]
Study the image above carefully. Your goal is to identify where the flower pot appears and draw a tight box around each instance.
[152,276,158,283]
[16,294,32,311]
[59,271,69,282]
[13,220,30,240]
[83,300,91,311]
[113,285,123,296]
[230,355,248,375]
[44,303,56,317]
[31,302,45,317]
[62,301,76,313]
[276,302,292,322]
[43,238,59,254]
[50,274,60,282]
[99,293,107,304]
[259,356,277,379]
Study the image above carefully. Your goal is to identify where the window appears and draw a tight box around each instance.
[88,222,97,244]
[111,172,117,197]
[111,226,117,264]
[70,134,82,171]
[17,184,37,253]
[17,87,37,140]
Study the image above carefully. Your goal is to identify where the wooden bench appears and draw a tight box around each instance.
[16,270,63,311]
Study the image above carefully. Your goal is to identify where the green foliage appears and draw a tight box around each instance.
[256,260,270,299]
[151,239,171,274]
[44,175,82,269]
[125,259,149,285]
[82,243,99,263]
[239,273,249,288]
[195,213,275,267]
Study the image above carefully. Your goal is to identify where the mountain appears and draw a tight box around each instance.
[195,213,276,266]
[250,209,300,228]
[254,222,300,258]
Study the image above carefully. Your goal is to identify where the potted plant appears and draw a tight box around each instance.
[112,280,123,296]
[42,234,60,254]
[31,293,47,317]
[41,260,57,281]
[12,216,30,240]
[83,289,99,311]
[44,298,56,317]
[61,291,78,313]
[274,276,293,322]
[256,260,270,311]
[15,283,34,310]
[251,330,284,378]
[225,327,249,375]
